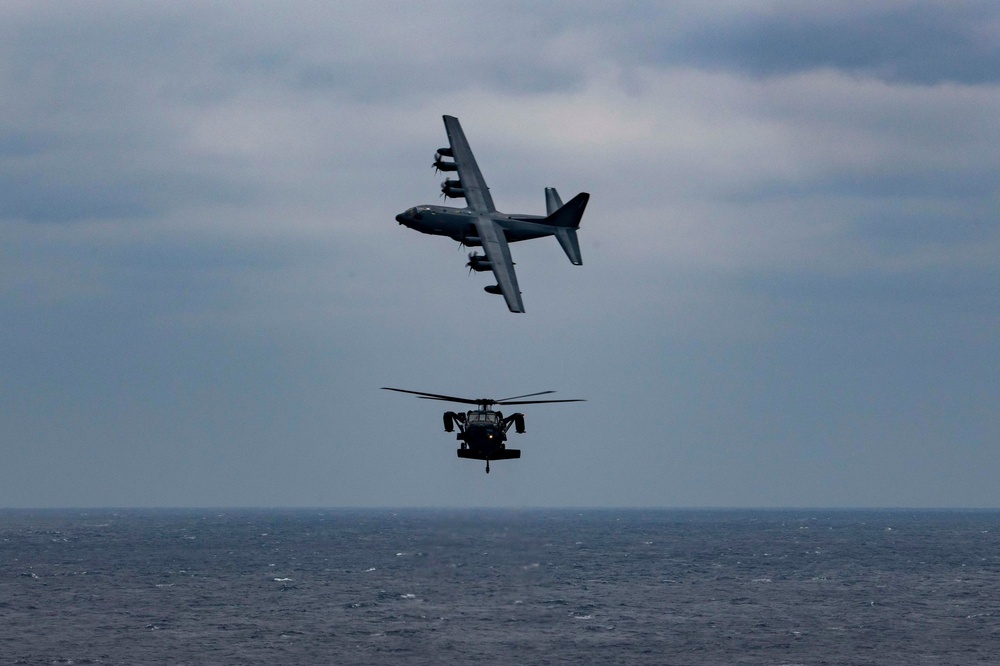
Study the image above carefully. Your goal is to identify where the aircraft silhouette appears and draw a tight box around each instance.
[381,387,584,473]
[395,115,589,313]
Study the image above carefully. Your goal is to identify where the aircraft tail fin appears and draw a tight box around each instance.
[543,191,589,229]
[543,190,587,265]
[545,187,563,216]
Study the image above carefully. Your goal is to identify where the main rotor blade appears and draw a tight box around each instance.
[382,387,584,407]
[381,387,480,405]
[497,398,586,405]
[496,390,556,402]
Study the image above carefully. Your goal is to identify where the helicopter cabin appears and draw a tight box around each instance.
[466,410,501,424]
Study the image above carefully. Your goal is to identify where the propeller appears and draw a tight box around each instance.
[382,387,585,409]
[432,151,458,174]
[466,251,488,275]
[465,251,510,273]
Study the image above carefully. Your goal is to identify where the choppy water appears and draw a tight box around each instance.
[2,509,999,664]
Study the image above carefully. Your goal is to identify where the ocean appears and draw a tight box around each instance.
[1,509,998,664]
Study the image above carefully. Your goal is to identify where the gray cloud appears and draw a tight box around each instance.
[636,2,1000,85]
[0,3,595,224]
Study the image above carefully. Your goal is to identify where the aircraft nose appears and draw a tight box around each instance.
[395,213,408,225]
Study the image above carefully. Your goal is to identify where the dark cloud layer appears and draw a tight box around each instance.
[659,3,1000,85]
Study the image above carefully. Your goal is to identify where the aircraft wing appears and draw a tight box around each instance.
[444,116,521,311]
[474,215,524,313]
[443,115,495,213]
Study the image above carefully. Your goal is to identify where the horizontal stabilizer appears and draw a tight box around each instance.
[555,228,582,265]
[457,449,521,461]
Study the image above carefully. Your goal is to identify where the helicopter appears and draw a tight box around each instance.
[381,387,585,473]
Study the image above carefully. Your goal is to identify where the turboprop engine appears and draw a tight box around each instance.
[466,252,491,272]
[440,179,464,199]
[433,151,458,172]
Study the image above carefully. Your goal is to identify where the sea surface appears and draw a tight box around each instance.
[1,509,998,665]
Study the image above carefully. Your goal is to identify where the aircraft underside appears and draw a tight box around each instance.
[457,447,521,473]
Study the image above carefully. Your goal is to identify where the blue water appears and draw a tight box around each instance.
[2,509,998,664]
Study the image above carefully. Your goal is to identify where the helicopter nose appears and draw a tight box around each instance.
[395,213,407,225]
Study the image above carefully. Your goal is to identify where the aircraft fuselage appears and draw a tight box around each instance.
[455,409,521,467]
[395,205,552,246]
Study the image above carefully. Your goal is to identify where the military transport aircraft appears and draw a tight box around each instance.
[382,387,585,473]
[395,115,589,313]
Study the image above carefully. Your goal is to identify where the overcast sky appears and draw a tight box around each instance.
[2,1,998,508]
